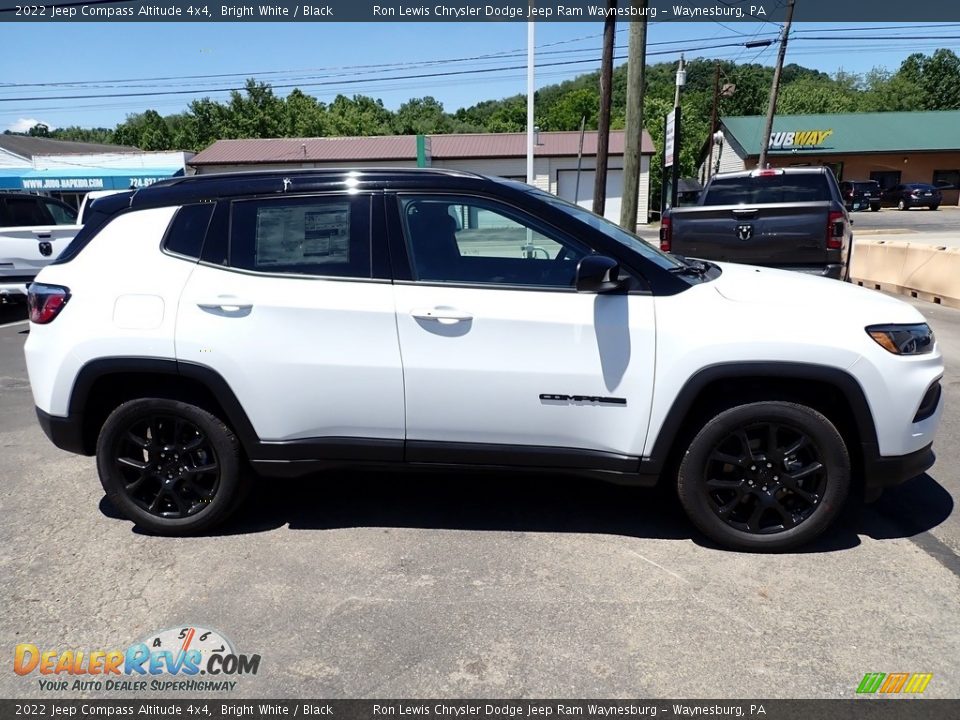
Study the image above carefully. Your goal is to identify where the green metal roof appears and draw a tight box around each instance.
[720,110,960,157]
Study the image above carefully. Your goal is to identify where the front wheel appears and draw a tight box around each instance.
[677,402,850,551]
[96,399,248,535]
[898,199,908,211]
[870,204,881,212]
[930,204,939,211]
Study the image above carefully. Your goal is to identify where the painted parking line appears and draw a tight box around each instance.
[0,319,29,329]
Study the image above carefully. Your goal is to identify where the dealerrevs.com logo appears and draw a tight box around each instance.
[14,626,260,692]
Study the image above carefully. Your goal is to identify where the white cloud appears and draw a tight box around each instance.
[7,118,57,133]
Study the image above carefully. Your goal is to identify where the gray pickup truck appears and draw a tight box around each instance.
[660,167,853,280]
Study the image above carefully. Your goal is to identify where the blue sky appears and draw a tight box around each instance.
[0,21,955,132]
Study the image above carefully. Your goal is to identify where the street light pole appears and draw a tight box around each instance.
[526,2,535,185]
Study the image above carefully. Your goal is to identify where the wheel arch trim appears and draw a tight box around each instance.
[67,357,261,456]
[644,361,879,474]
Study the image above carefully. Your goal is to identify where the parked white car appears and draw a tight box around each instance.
[23,169,944,550]
[0,192,81,302]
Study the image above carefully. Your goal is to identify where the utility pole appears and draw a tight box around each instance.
[758,0,796,169]
[673,53,685,108]
[705,62,721,182]
[593,0,616,217]
[620,1,648,231]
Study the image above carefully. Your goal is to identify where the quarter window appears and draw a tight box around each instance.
[163,204,214,259]
[399,195,588,288]
[229,195,371,278]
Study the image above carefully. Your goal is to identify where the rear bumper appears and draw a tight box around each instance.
[0,282,30,300]
[862,442,935,494]
[36,407,88,456]
[788,264,844,280]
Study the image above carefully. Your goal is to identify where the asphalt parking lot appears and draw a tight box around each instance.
[1,292,959,700]
[852,204,960,236]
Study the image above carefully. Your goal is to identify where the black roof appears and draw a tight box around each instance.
[133,167,498,209]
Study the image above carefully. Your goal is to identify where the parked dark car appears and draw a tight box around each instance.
[839,180,881,212]
[660,167,852,280]
[881,183,942,211]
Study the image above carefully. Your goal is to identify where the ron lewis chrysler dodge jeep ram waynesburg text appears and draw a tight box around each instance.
[24,169,944,551]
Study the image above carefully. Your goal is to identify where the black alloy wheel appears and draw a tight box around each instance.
[677,401,850,551]
[97,399,247,535]
[115,414,220,519]
[702,423,827,535]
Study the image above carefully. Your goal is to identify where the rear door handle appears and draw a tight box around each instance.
[197,297,253,313]
[410,307,473,324]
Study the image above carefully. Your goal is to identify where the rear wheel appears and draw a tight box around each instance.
[677,402,850,551]
[930,204,939,211]
[870,204,881,212]
[96,399,249,535]
[898,199,908,210]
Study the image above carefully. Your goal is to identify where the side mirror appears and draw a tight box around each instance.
[576,255,624,293]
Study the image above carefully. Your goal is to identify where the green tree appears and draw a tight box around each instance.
[326,94,395,136]
[539,88,598,131]
[777,78,858,114]
[393,96,451,135]
[28,123,51,137]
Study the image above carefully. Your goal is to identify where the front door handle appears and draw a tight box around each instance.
[410,307,473,324]
[197,297,253,313]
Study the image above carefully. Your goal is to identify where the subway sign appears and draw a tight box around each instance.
[768,129,834,150]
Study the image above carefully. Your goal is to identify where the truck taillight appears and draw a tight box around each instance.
[27,283,71,324]
[659,216,672,252]
[826,210,844,250]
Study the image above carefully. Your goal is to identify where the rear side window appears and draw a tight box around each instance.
[163,204,214,259]
[2,197,50,226]
[43,199,77,225]
[703,174,831,205]
[228,194,371,278]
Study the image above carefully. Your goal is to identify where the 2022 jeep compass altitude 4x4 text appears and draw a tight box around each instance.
[24,169,944,551]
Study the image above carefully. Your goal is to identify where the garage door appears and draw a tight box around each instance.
[557,169,623,223]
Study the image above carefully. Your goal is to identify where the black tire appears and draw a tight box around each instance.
[677,401,850,552]
[930,204,939,211]
[96,398,248,536]
[870,204,881,212]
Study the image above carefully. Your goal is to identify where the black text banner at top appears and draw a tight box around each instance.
[1,0,959,22]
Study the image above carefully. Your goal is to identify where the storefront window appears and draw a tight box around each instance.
[933,169,959,189]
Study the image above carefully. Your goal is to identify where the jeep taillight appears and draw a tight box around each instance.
[826,210,844,250]
[660,216,672,252]
[28,283,71,324]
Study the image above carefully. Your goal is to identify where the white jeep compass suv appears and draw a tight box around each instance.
[24,169,944,550]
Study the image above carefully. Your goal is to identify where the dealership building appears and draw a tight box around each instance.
[0,136,192,208]
[702,110,960,206]
[189,129,656,224]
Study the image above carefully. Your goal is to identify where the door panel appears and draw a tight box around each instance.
[176,193,404,444]
[391,193,655,459]
[394,284,655,457]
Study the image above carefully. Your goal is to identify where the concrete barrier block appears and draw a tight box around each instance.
[900,245,960,310]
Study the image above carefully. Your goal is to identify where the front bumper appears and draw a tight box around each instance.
[36,407,88,455]
[861,441,935,499]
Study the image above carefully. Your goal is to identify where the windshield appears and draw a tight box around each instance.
[505,181,685,270]
[703,173,832,204]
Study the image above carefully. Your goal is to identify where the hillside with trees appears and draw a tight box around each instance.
[12,48,960,196]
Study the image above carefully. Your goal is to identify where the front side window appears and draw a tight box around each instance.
[229,194,371,278]
[399,195,588,288]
